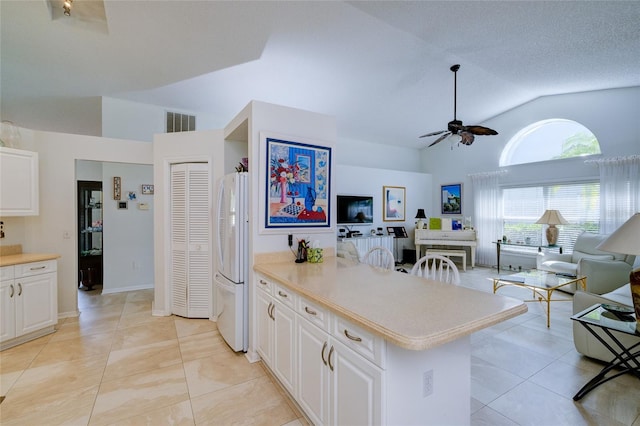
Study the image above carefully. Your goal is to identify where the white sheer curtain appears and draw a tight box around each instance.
[587,155,640,233]
[469,170,507,267]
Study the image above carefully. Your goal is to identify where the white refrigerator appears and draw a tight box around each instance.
[215,172,248,352]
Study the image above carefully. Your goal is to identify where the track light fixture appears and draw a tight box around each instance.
[63,0,73,16]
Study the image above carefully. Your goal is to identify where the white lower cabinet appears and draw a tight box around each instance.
[298,316,383,426]
[256,288,274,367]
[256,273,383,425]
[330,338,383,425]
[298,316,331,425]
[256,279,297,395]
[1,259,58,350]
[273,298,296,394]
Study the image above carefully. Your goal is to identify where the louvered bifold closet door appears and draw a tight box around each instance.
[186,164,210,318]
[170,163,210,318]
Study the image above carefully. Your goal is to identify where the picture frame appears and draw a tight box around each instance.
[141,184,154,195]
[117,201,128,210]
[382,186,405,221]
[113,176,121,200]
[264,134,331,230]
[441,183,462,215]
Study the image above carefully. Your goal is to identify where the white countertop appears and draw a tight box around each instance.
[254,257,527,351]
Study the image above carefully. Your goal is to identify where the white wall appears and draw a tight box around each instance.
[421,87,640,219]
[335,165,432,256]
[249,101,338,255]
[102,97,221,142]
[420,86,640,268]
[102,162,154,293]
[17,129,153,317]
[335,136,423,173]
[75,160,155,293]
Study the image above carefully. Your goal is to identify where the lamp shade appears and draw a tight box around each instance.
[415,209,427,219]
[596,213,640,255]
[535,209,569,225]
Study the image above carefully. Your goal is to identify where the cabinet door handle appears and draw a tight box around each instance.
[344,329,362,342]
[328,345,335,371]
[29,266,47,271]
[259,279,268,286]
[304,306,317,316]
[17,283,22,296]
[9,284,14,298]
[268,302,275,320]
[321,341,328,366]
[277,290,288,298]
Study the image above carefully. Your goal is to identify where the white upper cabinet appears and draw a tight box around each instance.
[0,147,39,216]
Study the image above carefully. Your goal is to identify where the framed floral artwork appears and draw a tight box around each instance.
[383,186,405,221]
[264,134,331,230]
[441,183,462,214]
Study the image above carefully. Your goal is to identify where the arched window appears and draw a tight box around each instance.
[500,119,601,167]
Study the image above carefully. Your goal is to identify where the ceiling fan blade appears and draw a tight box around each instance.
[428,132,451,147]
[419,129,447,138]
[464,125,498,136]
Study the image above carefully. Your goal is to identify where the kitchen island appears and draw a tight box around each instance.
[253,257,527,425]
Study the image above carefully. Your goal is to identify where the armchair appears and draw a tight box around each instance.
[536,232,636,294]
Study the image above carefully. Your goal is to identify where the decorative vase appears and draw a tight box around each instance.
[305,187,316,211]
[546,225,559,245]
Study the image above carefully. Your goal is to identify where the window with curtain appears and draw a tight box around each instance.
[502,181,600,253]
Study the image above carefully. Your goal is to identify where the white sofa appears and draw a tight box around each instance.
[572,283,639,362]
[536,232,635,294]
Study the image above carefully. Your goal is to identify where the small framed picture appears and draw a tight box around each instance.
[118,201,128,210]
[383,186,406,222]
[113,176,121,200]
[141,184,154,195]
[441,183,462,215]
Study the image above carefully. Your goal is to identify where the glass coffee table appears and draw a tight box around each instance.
[492,269,586,327]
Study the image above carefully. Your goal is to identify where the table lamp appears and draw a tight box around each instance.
[536,209,568,246]
[596,212,640,326]
[415,209,427,229]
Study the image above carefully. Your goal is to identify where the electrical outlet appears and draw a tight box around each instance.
[422,369,433,398]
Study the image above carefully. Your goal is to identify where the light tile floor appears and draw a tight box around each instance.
[0,267,638,425]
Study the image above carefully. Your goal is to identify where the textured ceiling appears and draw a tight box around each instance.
[1,1,639,147]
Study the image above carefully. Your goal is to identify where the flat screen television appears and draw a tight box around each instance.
[336,195,374,225]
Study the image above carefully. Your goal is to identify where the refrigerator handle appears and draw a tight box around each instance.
[216,178,225,268]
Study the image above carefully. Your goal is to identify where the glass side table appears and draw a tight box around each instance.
[571,304,640,401]
[494,240,562,272]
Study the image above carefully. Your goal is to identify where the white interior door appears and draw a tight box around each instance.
[170,163,210,318]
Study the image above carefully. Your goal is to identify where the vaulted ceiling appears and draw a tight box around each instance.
[2,1,639,148]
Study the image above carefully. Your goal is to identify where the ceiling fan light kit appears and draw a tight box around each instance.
[63,0,73,16]
[420,64,498,148]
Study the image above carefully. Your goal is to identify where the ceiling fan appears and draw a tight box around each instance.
[419,64,498,147]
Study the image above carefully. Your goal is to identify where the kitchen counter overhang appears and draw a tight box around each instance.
[254,257,527,351]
